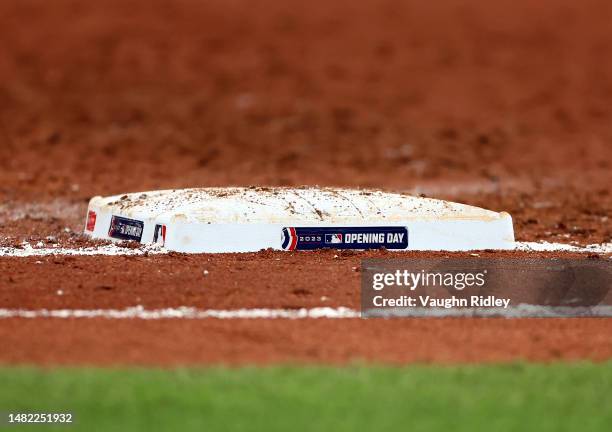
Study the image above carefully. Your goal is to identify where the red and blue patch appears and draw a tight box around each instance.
[85,210,97,232]
[153,224,167,246]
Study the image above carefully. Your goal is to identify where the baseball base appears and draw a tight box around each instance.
[83,187,514,253]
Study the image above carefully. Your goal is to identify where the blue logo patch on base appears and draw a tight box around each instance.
[282,227,408,250]
[108,215,144,242]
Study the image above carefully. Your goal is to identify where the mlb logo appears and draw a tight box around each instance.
[325,233,343,244]
[153,224,166,246]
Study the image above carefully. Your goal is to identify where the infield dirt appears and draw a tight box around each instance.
[0,0,610,365]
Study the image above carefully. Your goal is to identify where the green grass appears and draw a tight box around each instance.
[0,363,611,431]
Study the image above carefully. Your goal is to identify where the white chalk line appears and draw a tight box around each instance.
[0,241,610,257]
[1,305,610,320]
[0,306,359,320]
[514,241,612,254]
[0,243,167,257]
[364,305,612,318]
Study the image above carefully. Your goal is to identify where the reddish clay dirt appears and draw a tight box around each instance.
[0,0,611,365]
[0,250,607,311]
[2,318,612,366]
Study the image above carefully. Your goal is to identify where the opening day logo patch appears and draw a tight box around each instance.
[282,227,408,250]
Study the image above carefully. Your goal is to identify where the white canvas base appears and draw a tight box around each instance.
[83,187,515,253]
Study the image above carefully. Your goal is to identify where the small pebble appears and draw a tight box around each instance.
[203,270,209,275]
[56,290,63,296]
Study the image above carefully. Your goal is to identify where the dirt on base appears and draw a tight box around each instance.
[0,0,611,365]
